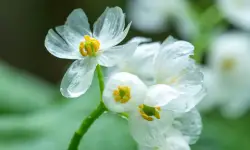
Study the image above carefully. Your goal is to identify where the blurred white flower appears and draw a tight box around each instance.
[45,7,137,98]
[138,109,202,150]
[216,0,250,31]
[199,31,250,118]
[126,0,197,38]
[153,37,205,113]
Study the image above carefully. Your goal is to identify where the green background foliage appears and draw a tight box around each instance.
[0,0,249,149]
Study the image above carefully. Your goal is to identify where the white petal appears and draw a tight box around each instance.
[139,128,191,150]
[44,28,81,59]
[163,85,206,113]
[93,7,130,49]
[60,58,97,98]
[164,65,206,112]
[161,36,177,48]
[173,109,202,144]
[166,135,191,150]
[65,8,92,36]
[97,42,138,67]
[159,39,194,59]
[61,25,85,50]
[145,84,180,107]
[126,36,152,44]
[128,110,174,147]
[117,42,160,85]
[154,40,194,83]
[103,72,147,113]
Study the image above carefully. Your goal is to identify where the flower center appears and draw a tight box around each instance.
[139,104,161,121]
[221,58,235,71]
[79,35,100,56]
[113,86,131,103]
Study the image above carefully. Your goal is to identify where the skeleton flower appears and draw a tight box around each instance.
[199,31,250,118]
[153,37,205,113]
[45,7,137,98]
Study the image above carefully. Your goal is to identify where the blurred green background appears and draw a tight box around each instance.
[0,0,250,149]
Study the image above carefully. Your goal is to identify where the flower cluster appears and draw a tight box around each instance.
[104,36,205,149]
[45,6,205,150]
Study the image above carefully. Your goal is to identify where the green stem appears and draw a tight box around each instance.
[67,64,106,150]
[96,64,105,98]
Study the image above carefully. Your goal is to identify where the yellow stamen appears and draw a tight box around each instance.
[113,86,131,104]
[79,35,100,56]
[138,104,161,121]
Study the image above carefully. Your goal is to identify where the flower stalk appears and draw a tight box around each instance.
[67,65,106,150]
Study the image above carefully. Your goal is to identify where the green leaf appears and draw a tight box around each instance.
[0,75,137,150]
[0,62,57,114]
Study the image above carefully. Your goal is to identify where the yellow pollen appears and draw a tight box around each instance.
[113,86,131,104]
[138,104,161,121]
[79,35,100,56]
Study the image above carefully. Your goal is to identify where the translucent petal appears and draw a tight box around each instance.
[161,36,177,48]
[145,84,180,107]
[120,42,160,84]
[93,7,130,49]
[128,111,173,147]
[65,8,92,36]
[139,128,191,150]
[103,72,147,113]
[166,135,191,150]
[163,85,206,113]
[173,109,202,144]
[60,58,97,98]
[154,40,194,83]
[163,64,205,112]
[97,42,138,67]
[126,36,152,44]
[44,28,81,59]
[61,25,85,50]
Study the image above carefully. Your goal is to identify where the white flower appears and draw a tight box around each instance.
[103,72,147,113]
[153,36,205,113]
[128,84,180,146]
[126,0,198,38]
[216,0,250,31]
[45,7,137,98]
[137,109,202,149]
[103,72,181,146]
[108,37,160,85]
[199,31,250,118]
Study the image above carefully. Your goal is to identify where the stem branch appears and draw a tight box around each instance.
[67,64,106,150]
